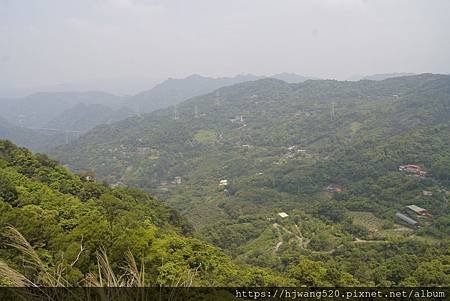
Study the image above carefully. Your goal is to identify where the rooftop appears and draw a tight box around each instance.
[278,212,289,218]
[406,205,427,213]
[395,212,418,226]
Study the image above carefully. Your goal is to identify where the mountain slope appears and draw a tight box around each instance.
[0,91,125,129]
[348,72,416,81]
[127,74,264,113]
[52,74,450,285]
[55,74,450,188]
[0,140,294,287]
[0,74,314,150]
[362,72,416,81]
[270,73,316,83]
[0,92,134,151]
[45,103,135,132]
[128,73,315,114]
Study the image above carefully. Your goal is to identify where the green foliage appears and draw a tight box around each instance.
[46,74,450,286]
[287,258,359,286]
[194,130,217,144]
[0,140,290,286]
[316,202,346,223]
[0,175,18,204]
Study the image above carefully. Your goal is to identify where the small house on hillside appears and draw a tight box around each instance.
[395,212,419,227]
[173,176,182,185]
[399,164,426,176]
[278,212,289,218]
[219,179,228,186]
[406,205,432,218]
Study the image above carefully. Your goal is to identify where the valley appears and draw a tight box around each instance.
[2,0,449,293]
[48,74,449,286]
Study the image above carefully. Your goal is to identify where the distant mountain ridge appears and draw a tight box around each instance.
[0,73,313,130]
[126,73,316,113]
[128,74,254,113]
[3,72,419,152]
[270,72,317,83]
[0,117,65,152]
[0,91,125,128]
[362,73,416,81]
[45,103,135,132]
[0,73,315,151]
[348,72,416,81]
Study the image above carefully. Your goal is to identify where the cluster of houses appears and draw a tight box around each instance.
[398,164,427,177]
[283,145,307,159]
[229,115,245,124]
[395,205,433,227]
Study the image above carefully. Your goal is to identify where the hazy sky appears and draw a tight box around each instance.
[1,0,450,95]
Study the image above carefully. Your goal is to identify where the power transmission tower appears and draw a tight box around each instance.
[194,105,199,118]
[174,105,179,120]
[331,102,335,121]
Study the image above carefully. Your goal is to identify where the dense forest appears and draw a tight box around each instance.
[49,74,450,286]
[0,140,297,286]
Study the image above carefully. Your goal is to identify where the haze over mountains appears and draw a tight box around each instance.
[129,73,316,113]
[0,72,444,153]
[348,73,417,81]
[1,72,450,287]
[0,71,443,154]
[0,115,65,152]
[1,0,450,292]
[0,73,315,151]
[0,91,125,128]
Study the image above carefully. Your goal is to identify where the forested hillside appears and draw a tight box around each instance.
[52,74,450,286]
[128,74,263,113]
[126,73,314,113]
[0,140,293,286]
[0,74,314,153]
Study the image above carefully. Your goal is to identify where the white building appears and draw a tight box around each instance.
[278,212,289,218]
[174,176,182,184]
